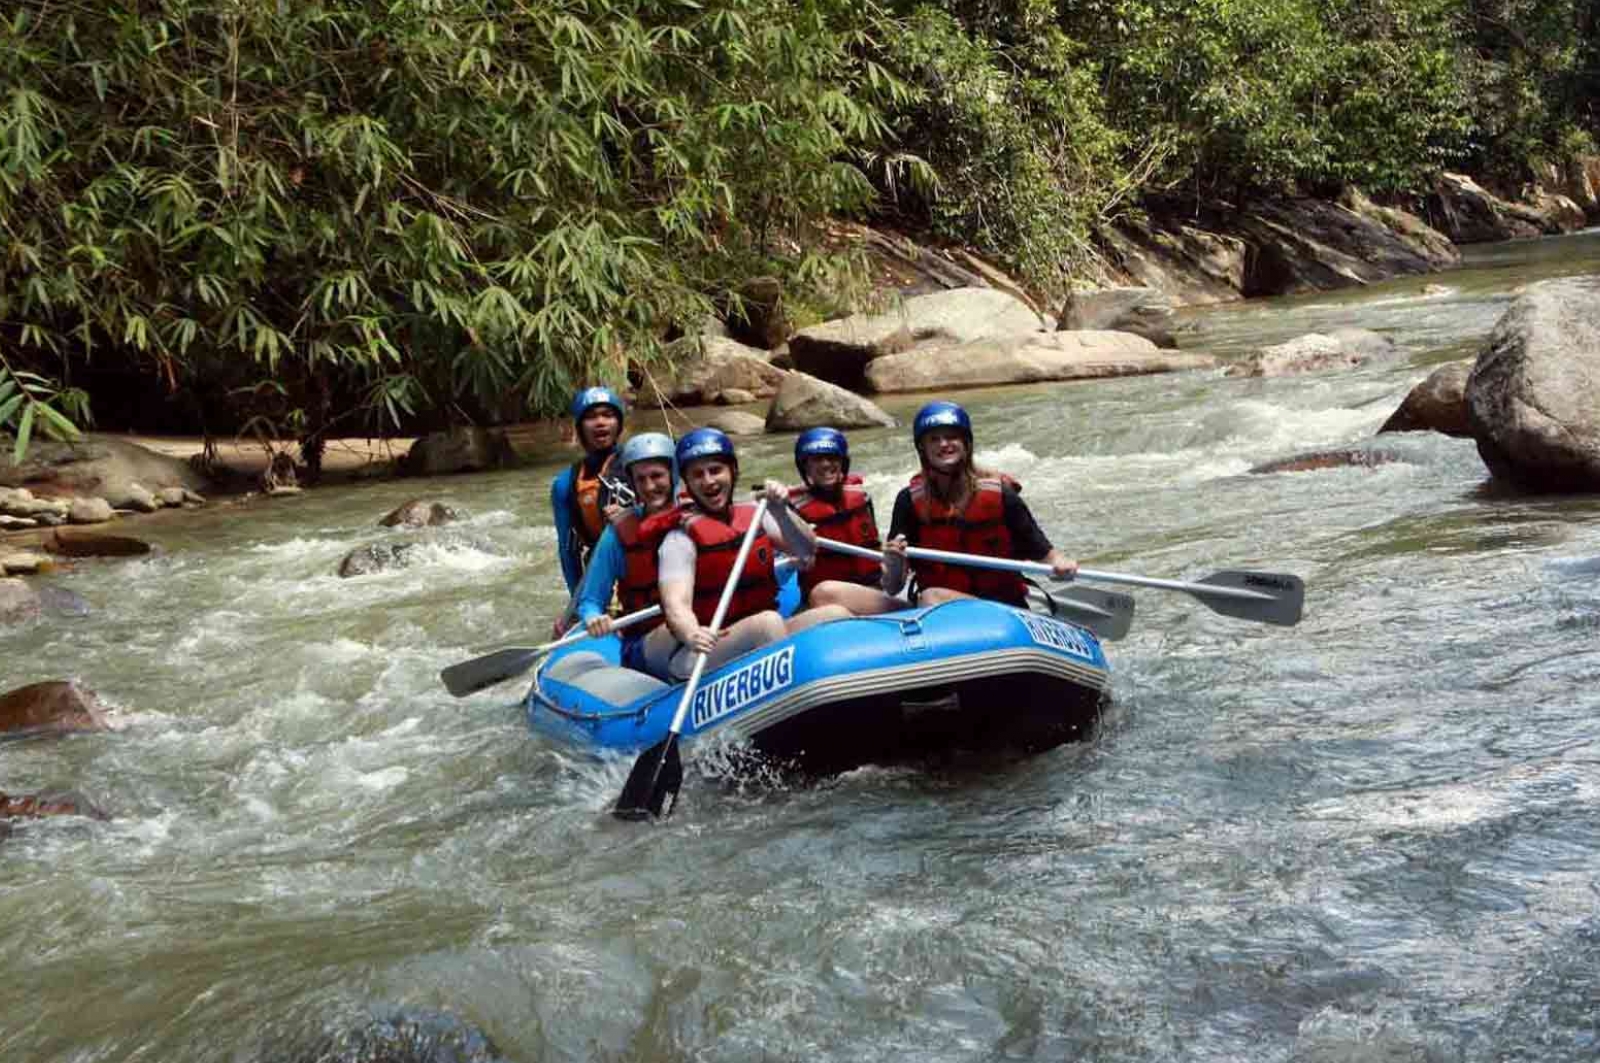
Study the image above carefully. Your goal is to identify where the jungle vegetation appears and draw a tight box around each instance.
[1,0,1595,463]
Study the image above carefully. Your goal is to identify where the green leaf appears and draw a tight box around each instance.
[13,403,35,464]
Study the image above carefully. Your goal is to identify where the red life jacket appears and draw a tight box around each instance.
[568,451,618,549]
[646,500,780,627]
[907,473,1027,605]
[789,475,881,596]
[611,512,665,633]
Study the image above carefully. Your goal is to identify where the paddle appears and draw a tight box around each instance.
[439,605,663,697]
[816,538,1304,627]
[810,537,1134,640]
[613,497,772,821]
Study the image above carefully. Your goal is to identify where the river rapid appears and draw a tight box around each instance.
[4,234,1600,1063]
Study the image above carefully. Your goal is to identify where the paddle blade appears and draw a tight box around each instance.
[613,735,684,821]
[1053,586,1135,641]
[439,647,540,698]
[1196,570,1304,627]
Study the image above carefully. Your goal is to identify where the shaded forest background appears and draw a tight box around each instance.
[0,0,1596,465]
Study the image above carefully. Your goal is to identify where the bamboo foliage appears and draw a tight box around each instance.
[0,0,907,452]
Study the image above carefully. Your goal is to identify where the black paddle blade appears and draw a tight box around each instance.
[1198,570,1305,627]
[439,648,539,698]
[613,735,684,821]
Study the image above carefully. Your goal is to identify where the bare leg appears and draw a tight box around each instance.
[785,603,852,633]
[809,580,907,616]
[916,586,975,606]
[654,610,788,681]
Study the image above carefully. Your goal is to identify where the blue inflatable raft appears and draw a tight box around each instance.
[525,598,1111,774]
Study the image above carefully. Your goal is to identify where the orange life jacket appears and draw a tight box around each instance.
[789,475,881,595]
[568,451,618,549]
[646,500,780,627]
[612,512,664,633]
[908,472,1026,605]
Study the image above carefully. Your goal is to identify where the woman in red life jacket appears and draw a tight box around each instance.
[882,401,1077,605]
[789,427,907,616]
[643,428,851,681]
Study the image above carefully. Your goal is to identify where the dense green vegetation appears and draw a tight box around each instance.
[1,0,1595,461]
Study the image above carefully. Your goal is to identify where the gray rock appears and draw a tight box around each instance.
[338,541,425,578]
[764,372,896,431]
[0,550,49,575]
[864,331,1216,393]
[788,288,1048,390]
[715,388,757,406]
[0,436,211,500]
[124,482,161,513]
[0,515,36,530]
[1466,277,1600,491]
[158,486,188,507]
[67,497,115,524]
[400,428,515,476]
[45,530,152,558]
[1379,362,1472,437]
[0,578,40,624]
[380,499,461,528]
[1425,172,1550,244]
[638,336,787,407]
[1060,287,1178,348]
[1227,329,1398,378]
[703,410,768,437]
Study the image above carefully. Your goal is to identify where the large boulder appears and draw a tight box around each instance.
[639,336,787,406]
[1465,277,1600,491]
[0,436,211,505]
[0,680,113,736]
[0,577,41,624]
[1059,287,1178,348]
[1107,193,1459,305]
[1227,328,1398,378]
[788,288,1048,390]
[764,372,896,431]
[400,427,515,476]
[863,331,1217,393]
[702,410,768,437]
[1379,362,1473,437]
[1424,173,1556,244]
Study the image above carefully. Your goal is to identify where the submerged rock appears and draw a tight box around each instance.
[45,530,153,558]
[0,577,41,624]
[0,680,113,736]
[0,789,109,822]
[271,1010,509,1063]
[337,541,425,578]
[379,499,461,528]
[1249,448,1404,475]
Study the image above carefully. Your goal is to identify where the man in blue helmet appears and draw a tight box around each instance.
[572,432,681,673]
[882,400,1076,605]
[787,427,904,615]
[637,427,851,680]
[551,386,628,611]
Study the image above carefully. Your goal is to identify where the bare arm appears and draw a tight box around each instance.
[658,531,718,653]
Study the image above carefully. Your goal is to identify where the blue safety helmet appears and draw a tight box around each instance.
[675,427,737,472]
[619,432,678,496]
[912,400,973,452]
[569,385,626,426]
[794,426,850,477]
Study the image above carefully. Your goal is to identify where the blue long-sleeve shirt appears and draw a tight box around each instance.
[574,520,629,623]
[550,465,585,594]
